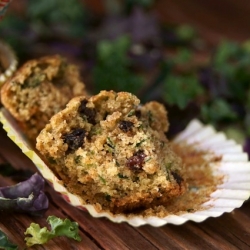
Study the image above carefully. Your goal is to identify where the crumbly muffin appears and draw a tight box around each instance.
[36,90,186,214]
[1,55,87,142]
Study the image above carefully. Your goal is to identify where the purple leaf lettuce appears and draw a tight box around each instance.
[0,173,49,216]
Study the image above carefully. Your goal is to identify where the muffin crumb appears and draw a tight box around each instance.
[1,55,87,142]
[36,90,186,214]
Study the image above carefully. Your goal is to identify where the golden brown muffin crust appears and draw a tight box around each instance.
[36,91,186,214]
[1,55,87,141]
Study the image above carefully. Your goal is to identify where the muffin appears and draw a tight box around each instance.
[36,90,186,214]
[1,55,87,142]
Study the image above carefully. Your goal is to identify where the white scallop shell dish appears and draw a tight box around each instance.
[1,108,250,227]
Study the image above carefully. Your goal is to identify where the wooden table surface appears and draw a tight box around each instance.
[0,124,250,250]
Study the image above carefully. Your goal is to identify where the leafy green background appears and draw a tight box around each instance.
[1,0,250,144]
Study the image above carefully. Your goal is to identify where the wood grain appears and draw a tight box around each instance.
[154,0,250,45]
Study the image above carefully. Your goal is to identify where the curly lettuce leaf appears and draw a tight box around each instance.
[26,0,86,38]
[0,173,48,216]
[201,98,238,123]
[24,215,81,247]
[0,230,18,250]
[125,0,155,9]
[164,74,204,109]
[93,36,144,94]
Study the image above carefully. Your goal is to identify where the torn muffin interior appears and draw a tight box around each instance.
[36,90,186,214]
[0,55,87,142]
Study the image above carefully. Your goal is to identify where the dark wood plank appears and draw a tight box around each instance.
[137,225,186,250]
[49,187,158,250]
[159,224,227,250]
[154,0,250,45]
[201,211,250,249]
[137,220,238,250]
[185,222,238,250]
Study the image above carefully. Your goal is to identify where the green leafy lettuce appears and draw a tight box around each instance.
[162,48,204,109]
[27,0,86,38]
[201,98,238,123]
[164,74,203,109]
[93,36,144,94]
[0,230,18,250]
[125,0,155,9]
[24,215,81,247]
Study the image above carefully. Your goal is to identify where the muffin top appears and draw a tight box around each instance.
[36,90,185,213]
[1,55,87,141]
